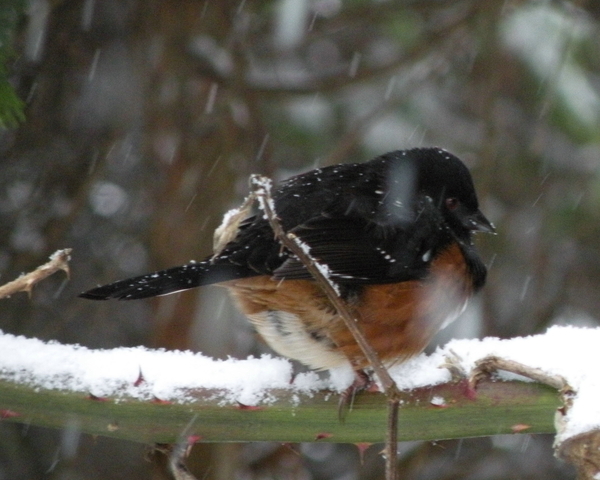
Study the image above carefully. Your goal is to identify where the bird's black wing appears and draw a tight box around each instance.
[80,149,462,299]
[273,196,449,285]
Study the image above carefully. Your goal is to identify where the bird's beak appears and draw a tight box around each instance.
[467,209,496,234]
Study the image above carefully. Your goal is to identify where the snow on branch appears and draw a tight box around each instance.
[1,325,599,444]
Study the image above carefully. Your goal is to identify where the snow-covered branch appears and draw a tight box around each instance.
[1,326,599,455]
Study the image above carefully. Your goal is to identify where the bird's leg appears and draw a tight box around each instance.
[338,368,373,421]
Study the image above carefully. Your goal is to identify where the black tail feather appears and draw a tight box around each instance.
[79,262,256,300]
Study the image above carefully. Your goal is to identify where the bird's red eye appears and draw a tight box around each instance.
[445,197,459,210]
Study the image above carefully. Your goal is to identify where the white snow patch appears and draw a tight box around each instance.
[251,175,276,216]
[0,332,315,406]
[292,236,312,256]
[218,205,245,229]
[314,260,341,296]
[290,237,342,295]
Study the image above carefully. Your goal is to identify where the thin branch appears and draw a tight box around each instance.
[250,176,396,393]
[0,249,72,299]
[250,175,400,480]
[167,414,201,480]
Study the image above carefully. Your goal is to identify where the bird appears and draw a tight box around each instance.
[81,147,494,375]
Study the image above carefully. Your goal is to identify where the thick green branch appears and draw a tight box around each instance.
[0,378,560,445]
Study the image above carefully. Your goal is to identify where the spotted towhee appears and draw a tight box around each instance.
[81,147,494,372]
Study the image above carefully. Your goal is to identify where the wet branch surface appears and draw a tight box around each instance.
[0,377,560,445]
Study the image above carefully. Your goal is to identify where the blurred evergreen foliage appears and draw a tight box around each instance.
[0,0,26,128]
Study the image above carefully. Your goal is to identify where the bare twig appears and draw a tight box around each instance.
[470,356,571,393]
[0,249,72,300]
[250,175,399,480]
[166,414,200,480]
[168,446,198,480]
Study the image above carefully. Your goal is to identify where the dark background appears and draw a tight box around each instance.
[2,0,599,478]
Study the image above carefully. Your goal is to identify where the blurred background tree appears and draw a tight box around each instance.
[1,0,598,478]
[0,0,26,128]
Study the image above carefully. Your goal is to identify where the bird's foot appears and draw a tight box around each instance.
[338,369,373,422]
